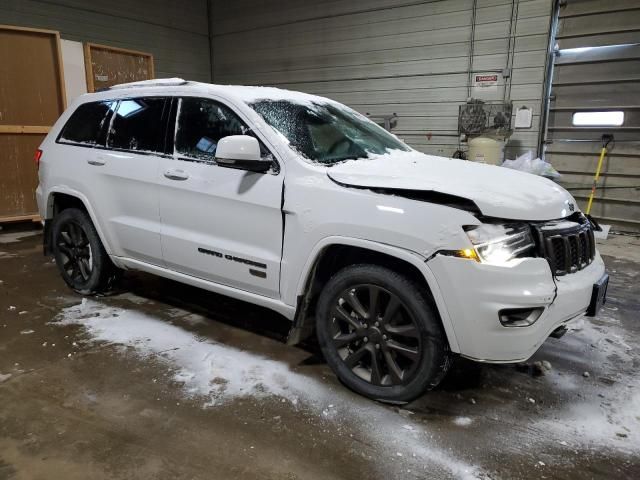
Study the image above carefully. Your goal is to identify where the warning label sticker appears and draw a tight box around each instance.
[473,74,499,88]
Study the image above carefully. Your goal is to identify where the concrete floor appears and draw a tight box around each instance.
[1,225,639,480]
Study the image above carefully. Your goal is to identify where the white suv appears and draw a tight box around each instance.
[36,78,608,402]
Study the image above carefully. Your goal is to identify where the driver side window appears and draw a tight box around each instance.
[175,97,251,163]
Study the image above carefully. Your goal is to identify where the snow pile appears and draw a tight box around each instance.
[535,314,640,453]
[54,299,317,406]
[52,299,482,479]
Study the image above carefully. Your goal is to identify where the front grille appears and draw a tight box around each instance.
[535,215,595,276]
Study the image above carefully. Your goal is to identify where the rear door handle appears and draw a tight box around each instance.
[164,169,189,181]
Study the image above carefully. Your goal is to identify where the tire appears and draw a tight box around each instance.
[316,264,451,403]
[51,208,121,295]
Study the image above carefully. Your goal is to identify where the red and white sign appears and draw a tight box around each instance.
[473,74,499,88]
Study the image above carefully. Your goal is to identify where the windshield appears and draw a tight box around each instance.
[250,100,410,164]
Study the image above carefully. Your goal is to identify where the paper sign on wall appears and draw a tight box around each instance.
[472,73,499,91]
[515,106,533,128]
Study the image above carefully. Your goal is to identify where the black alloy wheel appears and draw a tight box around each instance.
[56,220,93,283]
[330,284,422,386]
[316,264,451,403]
[51,208,121,294]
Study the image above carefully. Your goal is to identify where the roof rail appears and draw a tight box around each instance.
[108,78,188,90]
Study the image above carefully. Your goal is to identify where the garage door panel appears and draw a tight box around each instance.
[548,110,640,130]
[555,43,640,65]
[215,57,471,85]
[558,9,640,38]
[547,152,640,176]
[214,0,474,36]
[215,29,472,68]
[548,129,638,142]
[561,0,640,17]
[215,10,473,51]
[553,60,640,85]
[561,172,640,191]
[547,142,640,156]
[351,103,462,118]
[558,30,640,50]
[552,82,640,109]
[216,35,552,77]
[383,116,460,132]
[275,67,544,95]
[575,199,640,225]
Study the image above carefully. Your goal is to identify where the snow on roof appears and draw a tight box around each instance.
[105,78,335,106]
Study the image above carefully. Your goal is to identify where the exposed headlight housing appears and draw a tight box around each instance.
[464,223,535,265]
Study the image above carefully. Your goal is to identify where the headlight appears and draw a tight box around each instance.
[464,223,535,265]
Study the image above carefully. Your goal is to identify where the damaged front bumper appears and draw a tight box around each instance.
[426,252,606,363]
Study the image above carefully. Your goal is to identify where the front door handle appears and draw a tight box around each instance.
[87,157,105,166]
[164,169,189,181]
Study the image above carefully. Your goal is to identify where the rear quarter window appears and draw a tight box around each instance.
[58,101,115,146]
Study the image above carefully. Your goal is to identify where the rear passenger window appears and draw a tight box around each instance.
[107,98,167,153]
[175,97,252,162]
[58,101,115,146]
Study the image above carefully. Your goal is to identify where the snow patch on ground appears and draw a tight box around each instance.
[0,230,40,244]
[535,316,640,453]
[454,416,473,427]
[52,299,482,479]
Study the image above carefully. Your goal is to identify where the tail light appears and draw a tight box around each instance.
[34,149,43,169]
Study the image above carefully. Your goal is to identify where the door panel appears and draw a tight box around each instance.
[160,160,283,297]
[78,97,166,264]
[92,150,162,263]
[159,97,283,298]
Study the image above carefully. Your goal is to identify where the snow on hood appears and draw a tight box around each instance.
[327,150,577,221]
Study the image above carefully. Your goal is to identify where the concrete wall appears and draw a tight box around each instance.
[0,0,211,82]
[211,0,554,159]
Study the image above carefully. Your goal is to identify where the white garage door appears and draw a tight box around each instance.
[212,0,554,160]
[545,0,640,231]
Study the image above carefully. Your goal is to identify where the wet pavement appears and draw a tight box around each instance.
[1,225,638,479]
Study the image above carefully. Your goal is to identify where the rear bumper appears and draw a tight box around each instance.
[426,252,606,363]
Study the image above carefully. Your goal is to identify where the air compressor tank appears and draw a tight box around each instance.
[468,135,505,165]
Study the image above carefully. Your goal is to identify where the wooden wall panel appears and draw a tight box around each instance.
[0,25,66,221]
[0,27,65,125]
[0,134,44,220]
[84,43,154,92]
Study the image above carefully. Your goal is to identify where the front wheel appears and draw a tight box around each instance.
[316,264,451,403]
[51,208,121,295]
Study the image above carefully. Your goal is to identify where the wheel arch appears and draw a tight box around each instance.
[43,188,113,256]
[287,237,460,353]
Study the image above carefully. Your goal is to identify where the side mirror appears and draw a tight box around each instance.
[215,135,271,173]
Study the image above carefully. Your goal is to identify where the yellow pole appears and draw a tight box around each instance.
[586,143,608,215]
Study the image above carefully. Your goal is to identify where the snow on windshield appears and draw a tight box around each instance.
[248,98,410,165]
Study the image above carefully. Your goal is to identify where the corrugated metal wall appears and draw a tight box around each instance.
[211,0,553,159]
[545,0,640,232]
[0,0,211,82]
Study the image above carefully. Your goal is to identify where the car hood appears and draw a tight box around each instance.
[326,150,576,221]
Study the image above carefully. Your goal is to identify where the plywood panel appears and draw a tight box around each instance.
[61,38,87,104]
[84,43,154,92]
[0,26,65,125]
[0,134,44,218]
[0,0,211,82]
[0,25,66,221]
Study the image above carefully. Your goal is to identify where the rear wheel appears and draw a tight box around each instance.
[51,208,121,295]
[316,264,451,403]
